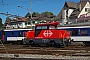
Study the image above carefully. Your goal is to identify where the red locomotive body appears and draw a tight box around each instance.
[24,22,70,47]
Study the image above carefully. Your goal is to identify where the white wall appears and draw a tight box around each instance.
[68,9,74,17]
[62,10,66,19]
[78,2,90,18]
[25,21,35,28]
[6,22,25,29]
[22,22,25,28]
[62,10,67,25]
[62,8,74,25]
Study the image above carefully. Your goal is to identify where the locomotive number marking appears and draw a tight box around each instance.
[43,30,53,37]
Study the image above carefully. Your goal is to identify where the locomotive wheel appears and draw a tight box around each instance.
[64,41,69,46]
[29,41,34,46]
[49,41,55,47]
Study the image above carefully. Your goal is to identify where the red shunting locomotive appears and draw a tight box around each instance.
[23,22,71,47]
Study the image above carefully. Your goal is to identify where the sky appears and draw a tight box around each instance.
[0,0,79,23]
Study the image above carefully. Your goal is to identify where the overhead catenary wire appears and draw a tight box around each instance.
[0,12,22,18]
[0,0,30,6]
[0,0,61,12]
[0,0,62,20]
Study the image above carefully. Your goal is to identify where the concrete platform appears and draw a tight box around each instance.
[0,53,90,60]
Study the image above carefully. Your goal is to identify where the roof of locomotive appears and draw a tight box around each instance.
[35,22,59,26]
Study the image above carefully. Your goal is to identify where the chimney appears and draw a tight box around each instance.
[79,3,81,11]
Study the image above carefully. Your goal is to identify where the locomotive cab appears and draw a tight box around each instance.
[35,22,57,37]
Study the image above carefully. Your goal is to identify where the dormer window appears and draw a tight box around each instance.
[85,8,90,12]
[85,8,88,12]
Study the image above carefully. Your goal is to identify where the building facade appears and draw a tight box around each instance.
[55,0,90,25]
[5,14,55,29]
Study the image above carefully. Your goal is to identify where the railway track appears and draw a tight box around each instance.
[0,43,90,60]
[0,43,89,56]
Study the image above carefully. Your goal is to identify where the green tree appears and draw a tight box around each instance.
[4,17,11,25]
[25,12,39,18]
[5,17,11,22]
[42,11,55,16]
[32,12,39,16]
[25,12,30,18]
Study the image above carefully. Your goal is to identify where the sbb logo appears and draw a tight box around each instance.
[43,30,53,37]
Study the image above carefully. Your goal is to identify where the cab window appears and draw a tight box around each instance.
[49,26,56,29]
[36,26,41,29]
[42,26,47,29]
[36,26,48,29]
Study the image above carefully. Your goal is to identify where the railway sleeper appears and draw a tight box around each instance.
[83,41,90,46]
[71,54,90,56]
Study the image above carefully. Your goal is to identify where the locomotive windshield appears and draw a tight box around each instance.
[36,26,48,29]
[35,22,59,37]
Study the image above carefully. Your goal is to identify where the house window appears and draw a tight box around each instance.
[25,22,27,25]
[66,8,68,14]
[85,20,88,22]
[85,8,90,12]
[32,21,35,24]
[73,9,79,12]
[18,23,22,26]
[85,8,88,12]
[28,22,30,25]
[71,14,76,16]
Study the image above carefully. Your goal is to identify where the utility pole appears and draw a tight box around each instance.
[30,0,33,29]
